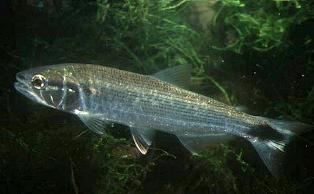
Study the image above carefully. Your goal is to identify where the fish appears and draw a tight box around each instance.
[14,63,311,176]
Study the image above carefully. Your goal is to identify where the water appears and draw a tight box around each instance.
[1,0,314,193]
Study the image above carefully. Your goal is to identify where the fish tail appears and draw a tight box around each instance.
[248,116,312,177]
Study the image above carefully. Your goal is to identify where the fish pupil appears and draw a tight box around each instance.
[31,74,47,89]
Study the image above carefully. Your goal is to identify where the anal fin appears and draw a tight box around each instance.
[177,133,234,154]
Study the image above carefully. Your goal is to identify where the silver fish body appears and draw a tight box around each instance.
[69,65,257,135]
[14,63,311,176]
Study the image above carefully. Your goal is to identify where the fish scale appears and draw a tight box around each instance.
[65,64,258,137]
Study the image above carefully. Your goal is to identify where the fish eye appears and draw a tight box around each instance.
[31,74,47,89]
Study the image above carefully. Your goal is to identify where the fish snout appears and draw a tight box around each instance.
[16,71,31,83]
[14,71,33,96]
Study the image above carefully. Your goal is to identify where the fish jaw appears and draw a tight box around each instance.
[14,71,48,106]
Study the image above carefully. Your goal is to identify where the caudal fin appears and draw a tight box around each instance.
[249,117,312,177]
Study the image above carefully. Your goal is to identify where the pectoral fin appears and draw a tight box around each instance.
[131,127,155,154]
[177,133,234,154]
[77,114,109,135]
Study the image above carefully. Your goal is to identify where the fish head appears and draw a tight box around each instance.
[14,64,81,112]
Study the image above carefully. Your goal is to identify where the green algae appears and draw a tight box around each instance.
[211,0,314,53]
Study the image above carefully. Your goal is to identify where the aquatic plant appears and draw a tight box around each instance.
[92,136,151,193]
[211,0,314,53]
[93,0,203,71]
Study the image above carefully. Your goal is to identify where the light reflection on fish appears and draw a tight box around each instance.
[14,63,311,176]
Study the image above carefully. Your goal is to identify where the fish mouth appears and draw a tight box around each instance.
[14,81,36,100]
[14,71,44,103]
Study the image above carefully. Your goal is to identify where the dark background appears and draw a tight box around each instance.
[1,0,314,193]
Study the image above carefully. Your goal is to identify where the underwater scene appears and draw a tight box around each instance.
[1,0,314,193]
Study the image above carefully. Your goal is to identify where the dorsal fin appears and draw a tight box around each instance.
[152,64,192,89]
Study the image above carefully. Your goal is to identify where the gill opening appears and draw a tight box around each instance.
[78,86,87,111]
[57,75,67,110]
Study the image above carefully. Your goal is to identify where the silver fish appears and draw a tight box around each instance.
[14,63,311,176]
